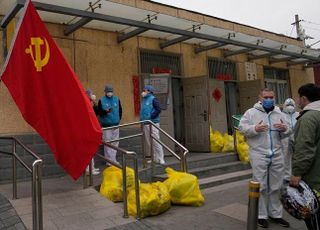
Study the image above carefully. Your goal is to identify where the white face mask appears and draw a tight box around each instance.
[141,92,148,97]
[284,105,295,114]
[90,94,96,101]
[106,92,113,97]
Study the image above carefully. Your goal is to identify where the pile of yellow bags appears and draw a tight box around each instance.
[100,166,205,218]
[99,166,135,202]
[235,130,250,163]
[210,127,234,153]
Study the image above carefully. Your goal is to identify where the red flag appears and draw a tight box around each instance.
[0,1,102,180]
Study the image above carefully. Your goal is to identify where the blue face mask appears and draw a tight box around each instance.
[262,99,274,109]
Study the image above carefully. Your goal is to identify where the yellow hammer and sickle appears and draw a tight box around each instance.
[25,37,50,72]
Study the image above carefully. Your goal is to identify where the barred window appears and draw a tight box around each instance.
[264,67,289,105]
[139,49,182,75]
[208,58,237,80]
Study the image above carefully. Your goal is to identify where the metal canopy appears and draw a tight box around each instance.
[269,57,297,64]
[117,28,148,43]
[224,48,255,58]
[248,53,275,61]
[64,17,92,35]
[195,42,226,54]
[160,36,190,49]
[1,0,320,64]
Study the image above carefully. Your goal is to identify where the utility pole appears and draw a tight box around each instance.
[292,14,303,41]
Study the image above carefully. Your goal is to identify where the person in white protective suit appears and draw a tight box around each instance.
[239,88,291,228]
[281,98,299,180]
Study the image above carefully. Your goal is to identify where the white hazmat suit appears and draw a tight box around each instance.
[281,98,299,180]
[239,102,291,219]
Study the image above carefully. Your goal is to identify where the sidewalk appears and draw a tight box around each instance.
[0,176,308,230]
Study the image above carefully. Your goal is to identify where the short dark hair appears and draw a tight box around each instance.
[298,83,320,102]
[260,88,274,94]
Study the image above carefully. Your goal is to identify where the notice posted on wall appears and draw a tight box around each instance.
[144,77,169,94]
[144,77,169,110]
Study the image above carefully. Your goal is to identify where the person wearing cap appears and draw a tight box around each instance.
[98,85,122,164]
[140,85,165,165]
[281,98,299,181]
[84,89,100,175]
[85,89,99,115]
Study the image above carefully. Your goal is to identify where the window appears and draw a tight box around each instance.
[264,67,289,105]
[139,49,182,75]
[208,58,237,80]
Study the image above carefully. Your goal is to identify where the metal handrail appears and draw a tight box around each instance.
[0,137,43,230]
[145,120,188,172]
[94,120,188,219]
[83,141,141,219]
[103,120,189,172]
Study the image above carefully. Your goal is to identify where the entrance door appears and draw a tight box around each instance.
[238,80,262,114]
[209,79,228,134]
[183,76,210,152]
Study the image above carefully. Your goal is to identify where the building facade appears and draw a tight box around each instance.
[0,0,317,152]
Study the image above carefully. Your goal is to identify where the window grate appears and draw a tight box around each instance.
[264,67,289,105]
[139,50,182,75]
[208,57,237,80]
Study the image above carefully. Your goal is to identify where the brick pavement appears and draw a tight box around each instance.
[0,176,309,230]
[0,194,26,230]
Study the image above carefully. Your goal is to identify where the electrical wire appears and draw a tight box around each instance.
[303,26,320,33]
[289,25,295,37]
[302,20,320,26]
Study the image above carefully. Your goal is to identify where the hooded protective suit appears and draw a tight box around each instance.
[281,98,299,180]
[239,102,291,219]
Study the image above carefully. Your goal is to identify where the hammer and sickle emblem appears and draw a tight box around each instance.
[25,37,50,72]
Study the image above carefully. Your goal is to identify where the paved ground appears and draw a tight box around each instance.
[0,194,26,230]
[0,175,308,230]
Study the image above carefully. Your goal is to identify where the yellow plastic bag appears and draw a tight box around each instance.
[235,130,245,144]
[99,166,136,202]
[164,168,204,206]
[127,182,171,218]
[237,142,250,163]
[234,131,250,163]
[222,133,234,152]
[210,129,224,153]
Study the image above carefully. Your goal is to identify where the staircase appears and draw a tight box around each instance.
[0,132,251,190]
[139,152,252,189]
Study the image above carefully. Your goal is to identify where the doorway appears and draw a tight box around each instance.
[182,76,210,152]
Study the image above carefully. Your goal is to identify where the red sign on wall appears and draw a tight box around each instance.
[215,73,231,81]
[132,75,140,116]
[152,67,172,74]
[212,88,222,102]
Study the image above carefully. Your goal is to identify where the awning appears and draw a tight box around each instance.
[1,0,320,66]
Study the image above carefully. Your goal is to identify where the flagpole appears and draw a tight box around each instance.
[0,0,29,78]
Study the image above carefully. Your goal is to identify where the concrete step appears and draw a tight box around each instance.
[186,152,239,169]
[198,169,252,189]
[138,152,241,182]
[152,161,251,182]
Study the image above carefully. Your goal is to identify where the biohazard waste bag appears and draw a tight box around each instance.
[235,130,250,163]
[210,128,224,153]
[127,182,171,218]
[100,166,136,202]
[222,133,234,152]
[164,168,204,206]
